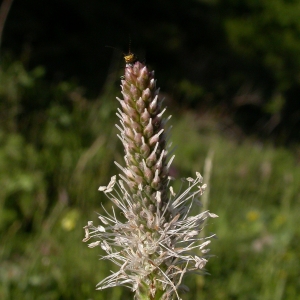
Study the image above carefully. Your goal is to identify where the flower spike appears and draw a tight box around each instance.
[84,57,218,300]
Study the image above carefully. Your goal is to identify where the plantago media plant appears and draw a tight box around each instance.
[83,52,218,300]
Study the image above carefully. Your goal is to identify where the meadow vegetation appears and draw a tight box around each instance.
[0,60,299,299]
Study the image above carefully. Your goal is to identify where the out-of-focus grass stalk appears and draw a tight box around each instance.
[197,149,214,294]
[0,0,14,52]
[200,149,214,238]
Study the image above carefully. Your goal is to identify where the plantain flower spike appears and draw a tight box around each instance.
[83,52,218,300]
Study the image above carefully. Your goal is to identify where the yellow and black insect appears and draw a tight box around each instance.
[106,40,138,66]
[123,38,138,65]
[123,51,138,65]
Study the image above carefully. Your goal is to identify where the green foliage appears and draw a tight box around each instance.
[223,0,300,90]
[4,0,300,141]
[172,114,300,299]
[0,60,119,232]
[1,60,300,299]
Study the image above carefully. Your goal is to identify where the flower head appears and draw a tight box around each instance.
[83,60,218,300]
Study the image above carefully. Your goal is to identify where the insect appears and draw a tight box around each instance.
[123,38,138,65]
[106,39,138,66]
[123,50,138,65]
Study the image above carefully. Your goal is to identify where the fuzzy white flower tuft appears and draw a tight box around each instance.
[83,173,218,299]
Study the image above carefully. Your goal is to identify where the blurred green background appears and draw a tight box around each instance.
[0,0,299,299]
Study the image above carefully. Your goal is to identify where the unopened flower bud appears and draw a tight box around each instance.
[125,127,135,140]
[151,169,161,189]
[140,108,151,125]
[130,84,140,99]
[140,140,150,157]
[136,97,145,113]
[136,77,147,91]
[146,151,157,167]
[142,88,151,101]
[144,119,153,138]
[140,66,148,79]
[142,163,153,183]
[134,132,143,147]
[149,95,158,114]
[149,79,156,90]
[149,129,164,147]
[131,120,142,133]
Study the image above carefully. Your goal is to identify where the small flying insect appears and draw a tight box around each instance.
[123,38,138,66]
[106,40,138,66]
[123,50,138,66]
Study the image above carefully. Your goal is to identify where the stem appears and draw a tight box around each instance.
[0,0,14,54]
